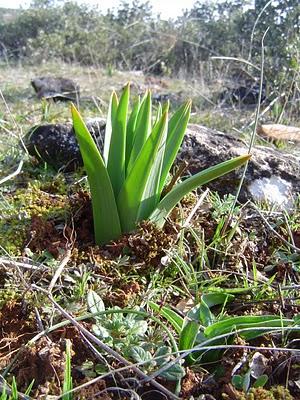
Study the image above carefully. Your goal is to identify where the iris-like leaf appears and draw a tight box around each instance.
[125,96,140,171]
[154,103,162,126]
[73,84,254,247]
[71,104,121,244]
[179,319,200,364]
[149,301,184,334]
[127,90,152,174]
[204,315,294,340]
[137,112,168,221]
[150,154,251,228]
[159,101,191,191]
[117,112,168,232]
[107,83,130,196]
[103,91,118,166]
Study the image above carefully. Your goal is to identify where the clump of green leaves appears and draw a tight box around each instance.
[87,290,148,353]
[87,291,185,383]
[232,370,268,393]
[150,292,300,365]
[0,377,34,400]
[72,84,250,244]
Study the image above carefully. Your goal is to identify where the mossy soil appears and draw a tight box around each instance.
[0,163,299,399]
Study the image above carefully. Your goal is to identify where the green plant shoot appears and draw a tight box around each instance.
[72,84,251,244]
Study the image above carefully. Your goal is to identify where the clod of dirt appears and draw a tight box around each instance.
[0,300,36,370]
[26,215,70,258]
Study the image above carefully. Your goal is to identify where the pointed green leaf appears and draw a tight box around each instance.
[71,104,121,244]
[107,83,130,196]
[253,375,268,388]
[179,319,200,364]
[150,154,251,228]
[162,100,170,115]
[87,290,105,315]
[153,102,162,126]
[204,315,294,339]
[127,90,152,174]
[179,320,199,350]
[117,112,168,232]
[103,91,118,166]
[24,380,35,396]
[187,293,235,327]
[125,96,140,171]
[201,292,235,308]
[159,101,191,191]
[148,301,184,334]
[137,112,168,221]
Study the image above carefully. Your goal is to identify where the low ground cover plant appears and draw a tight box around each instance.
[72,83,250,244]
[150,293,300,365]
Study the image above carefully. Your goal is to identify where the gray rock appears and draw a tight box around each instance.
[177,124,300,207]
[24,119,105,171]
[24,121,300,207]
[31,77,80,102]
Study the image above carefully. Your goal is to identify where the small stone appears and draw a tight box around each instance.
[31,76,80,102]
[257,124,300,143]
[248,176,293,209]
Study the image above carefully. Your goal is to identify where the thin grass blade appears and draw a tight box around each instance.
[62,339,72,400]
[71,104,121,244]
[150,154,251,228]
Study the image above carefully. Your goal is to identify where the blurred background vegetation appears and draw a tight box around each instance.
[0,0,299,132]
[0,0,299,80]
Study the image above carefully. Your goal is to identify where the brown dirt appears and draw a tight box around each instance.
[26,215,70,258]
[0,300,37,370]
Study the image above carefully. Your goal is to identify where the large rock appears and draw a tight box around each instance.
[177,125,299,208]
[24,118,105,171]
[24,122,299,207]
[31,77,80,102]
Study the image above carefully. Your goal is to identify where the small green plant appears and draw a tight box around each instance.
[0,377,34,400]
[87,290,149,353]
[71,84,250,244]
[87,291,185,382]
[232,370,268,393]
[149,292,300,365]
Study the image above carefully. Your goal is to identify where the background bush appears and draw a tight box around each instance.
[0,0,299,86]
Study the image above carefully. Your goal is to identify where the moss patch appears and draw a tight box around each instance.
[0,183,68,255]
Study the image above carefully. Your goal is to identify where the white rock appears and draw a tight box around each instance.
[248,176,294,209]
